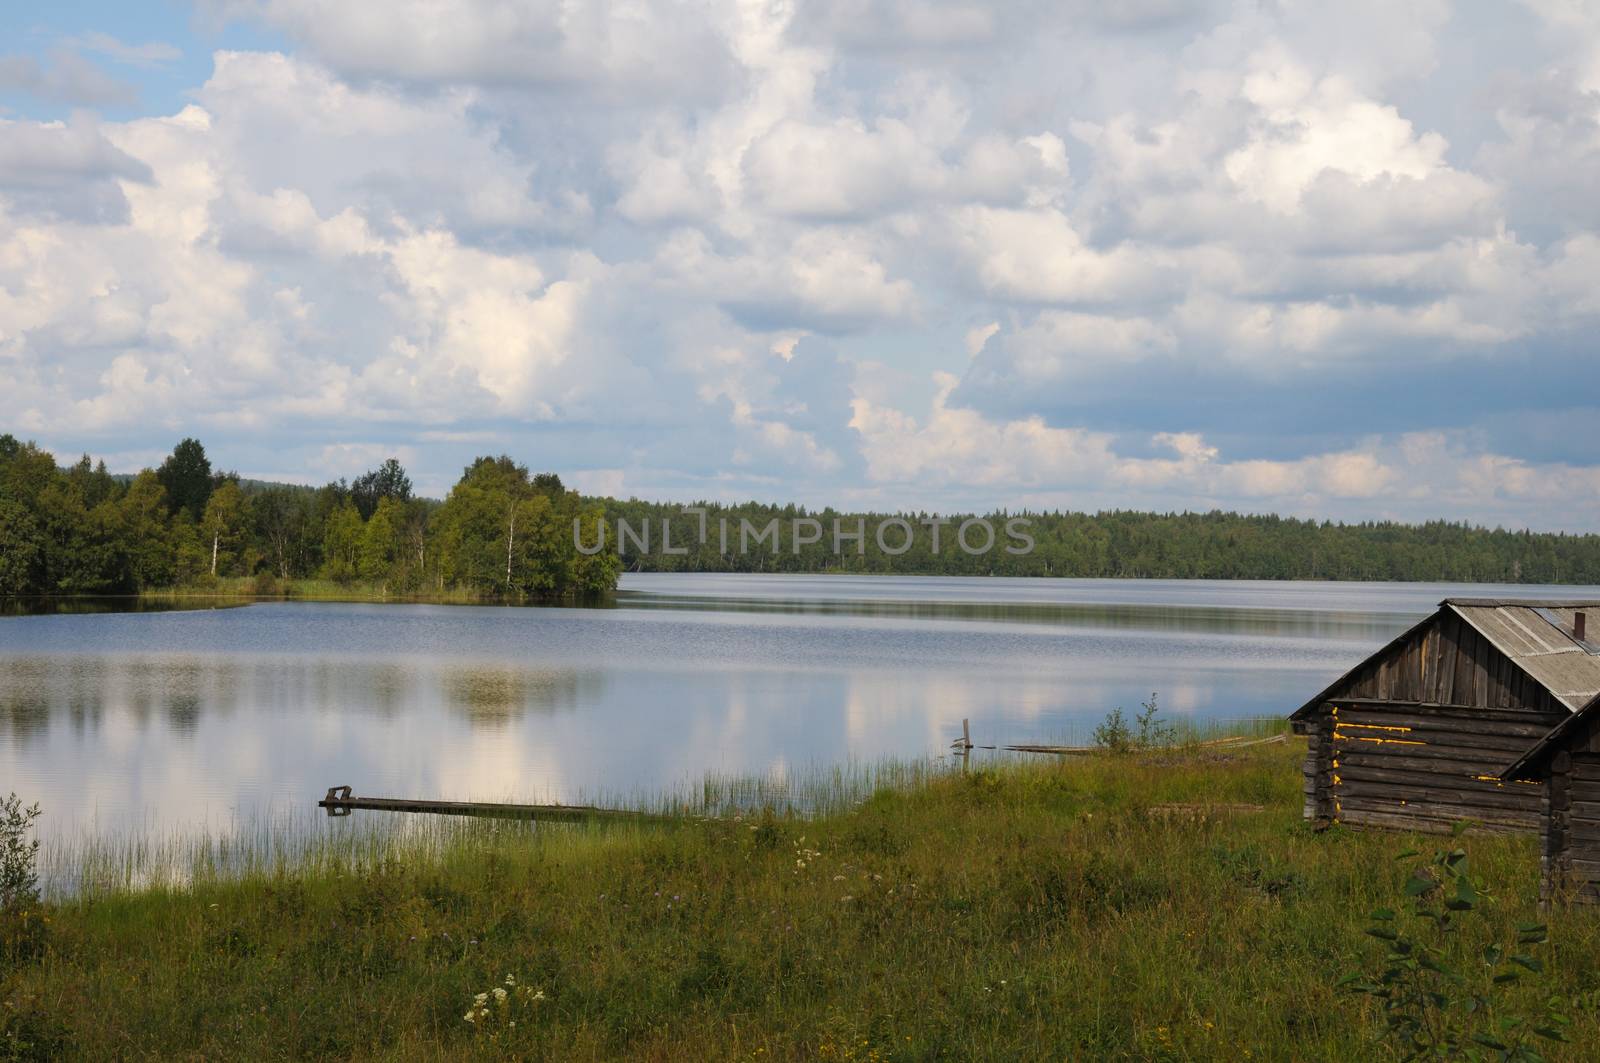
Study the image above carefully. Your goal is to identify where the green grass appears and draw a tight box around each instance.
[8,741,1600,1060]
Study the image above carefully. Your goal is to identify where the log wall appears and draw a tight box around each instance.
[1545,749,1600,904]
[1299,609,1569,834]
[1327,702,1557,833]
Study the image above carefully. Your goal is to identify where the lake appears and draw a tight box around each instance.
[4,574,1596,857]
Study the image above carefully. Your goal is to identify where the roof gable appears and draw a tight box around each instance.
[1292,598,1600,720]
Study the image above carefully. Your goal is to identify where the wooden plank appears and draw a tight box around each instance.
[1429,623,1446,703]
[1336,775,1541,809]
[1334,753,1534,781]
[317,789,669,823]
[1339,803,1530,835]
[1419,628,1435,700]
[1441,614,1461,705]
[1339,809,1455,835]
[1333,730,1544,756]
[1565,820,1600,847]
[1456,624,1479,707]
[1335,742,1538,768]
[1336,774,1543,813]
[1332,699,1554,721]
[1338,794,1536,826]
[1335,751,1536,776]
[1565,800,1600,822]
[1333,710,1556,738]
[1470,630,1492,708]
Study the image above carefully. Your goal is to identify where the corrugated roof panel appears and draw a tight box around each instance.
[1452,606,1553,657]
[1515,655,1600,710]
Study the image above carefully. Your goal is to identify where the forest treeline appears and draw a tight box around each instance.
[3,433,1600,597]
[0,435,618,599]
[600,499,1600,583]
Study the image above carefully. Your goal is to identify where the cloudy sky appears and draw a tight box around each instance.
[3,1,1599,527]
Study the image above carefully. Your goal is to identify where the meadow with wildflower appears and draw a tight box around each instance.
[8,738,1600,1059]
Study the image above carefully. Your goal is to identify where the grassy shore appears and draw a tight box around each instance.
[7,740,1600,1060]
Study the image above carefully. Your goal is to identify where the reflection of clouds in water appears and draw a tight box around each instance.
[431,730,569,804]
[0,590,1381,856]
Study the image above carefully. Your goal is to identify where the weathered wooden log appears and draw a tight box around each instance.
[317,785,671,823]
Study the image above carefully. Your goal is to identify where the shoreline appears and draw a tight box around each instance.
[8,739,1596,1060]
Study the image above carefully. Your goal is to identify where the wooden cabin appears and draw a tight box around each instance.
[1290,599,1600,834]
[1502,659,1600,904]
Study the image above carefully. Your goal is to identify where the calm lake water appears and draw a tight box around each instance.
[4,574,1598,850]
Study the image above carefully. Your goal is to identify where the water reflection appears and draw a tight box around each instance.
[4,574,1599,853]
[0,596,251,617]
[442,666,596,723]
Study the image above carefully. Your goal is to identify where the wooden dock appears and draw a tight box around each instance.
[317,785,670,823]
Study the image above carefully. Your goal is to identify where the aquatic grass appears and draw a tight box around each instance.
[33,755,955,901]
[15,737,1600,1060]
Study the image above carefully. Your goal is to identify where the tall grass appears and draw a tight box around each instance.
[12,739,1600,1060]
[35,755,952,901]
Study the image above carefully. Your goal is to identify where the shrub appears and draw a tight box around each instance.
[1094,693,1173,753]
[0,796,39,911]
[1,794,46,969]
[1339,845,1570,1060]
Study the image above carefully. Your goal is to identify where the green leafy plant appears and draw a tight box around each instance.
[1338,846,1569,1061]
[1134,693,1174,748]
[1092,708,1133,753]
[1,794,47,971]
[1094,693,1173,753]
[0,796,39,911]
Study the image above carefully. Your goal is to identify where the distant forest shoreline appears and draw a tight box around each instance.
[4,434,1600,599]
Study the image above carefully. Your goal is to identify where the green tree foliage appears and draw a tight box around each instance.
[155,438,213,518]
[10,432,1600,601]
[200,480,245,577]
[359,496,406,586]
[351,457,412,521]
[117,472,175,588]
[431,458,617,597]
[598,499,1600,584]
[321,502,365,584]
[0,498,43,596]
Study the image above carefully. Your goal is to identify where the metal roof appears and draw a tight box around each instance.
[1292,598,1600,720]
